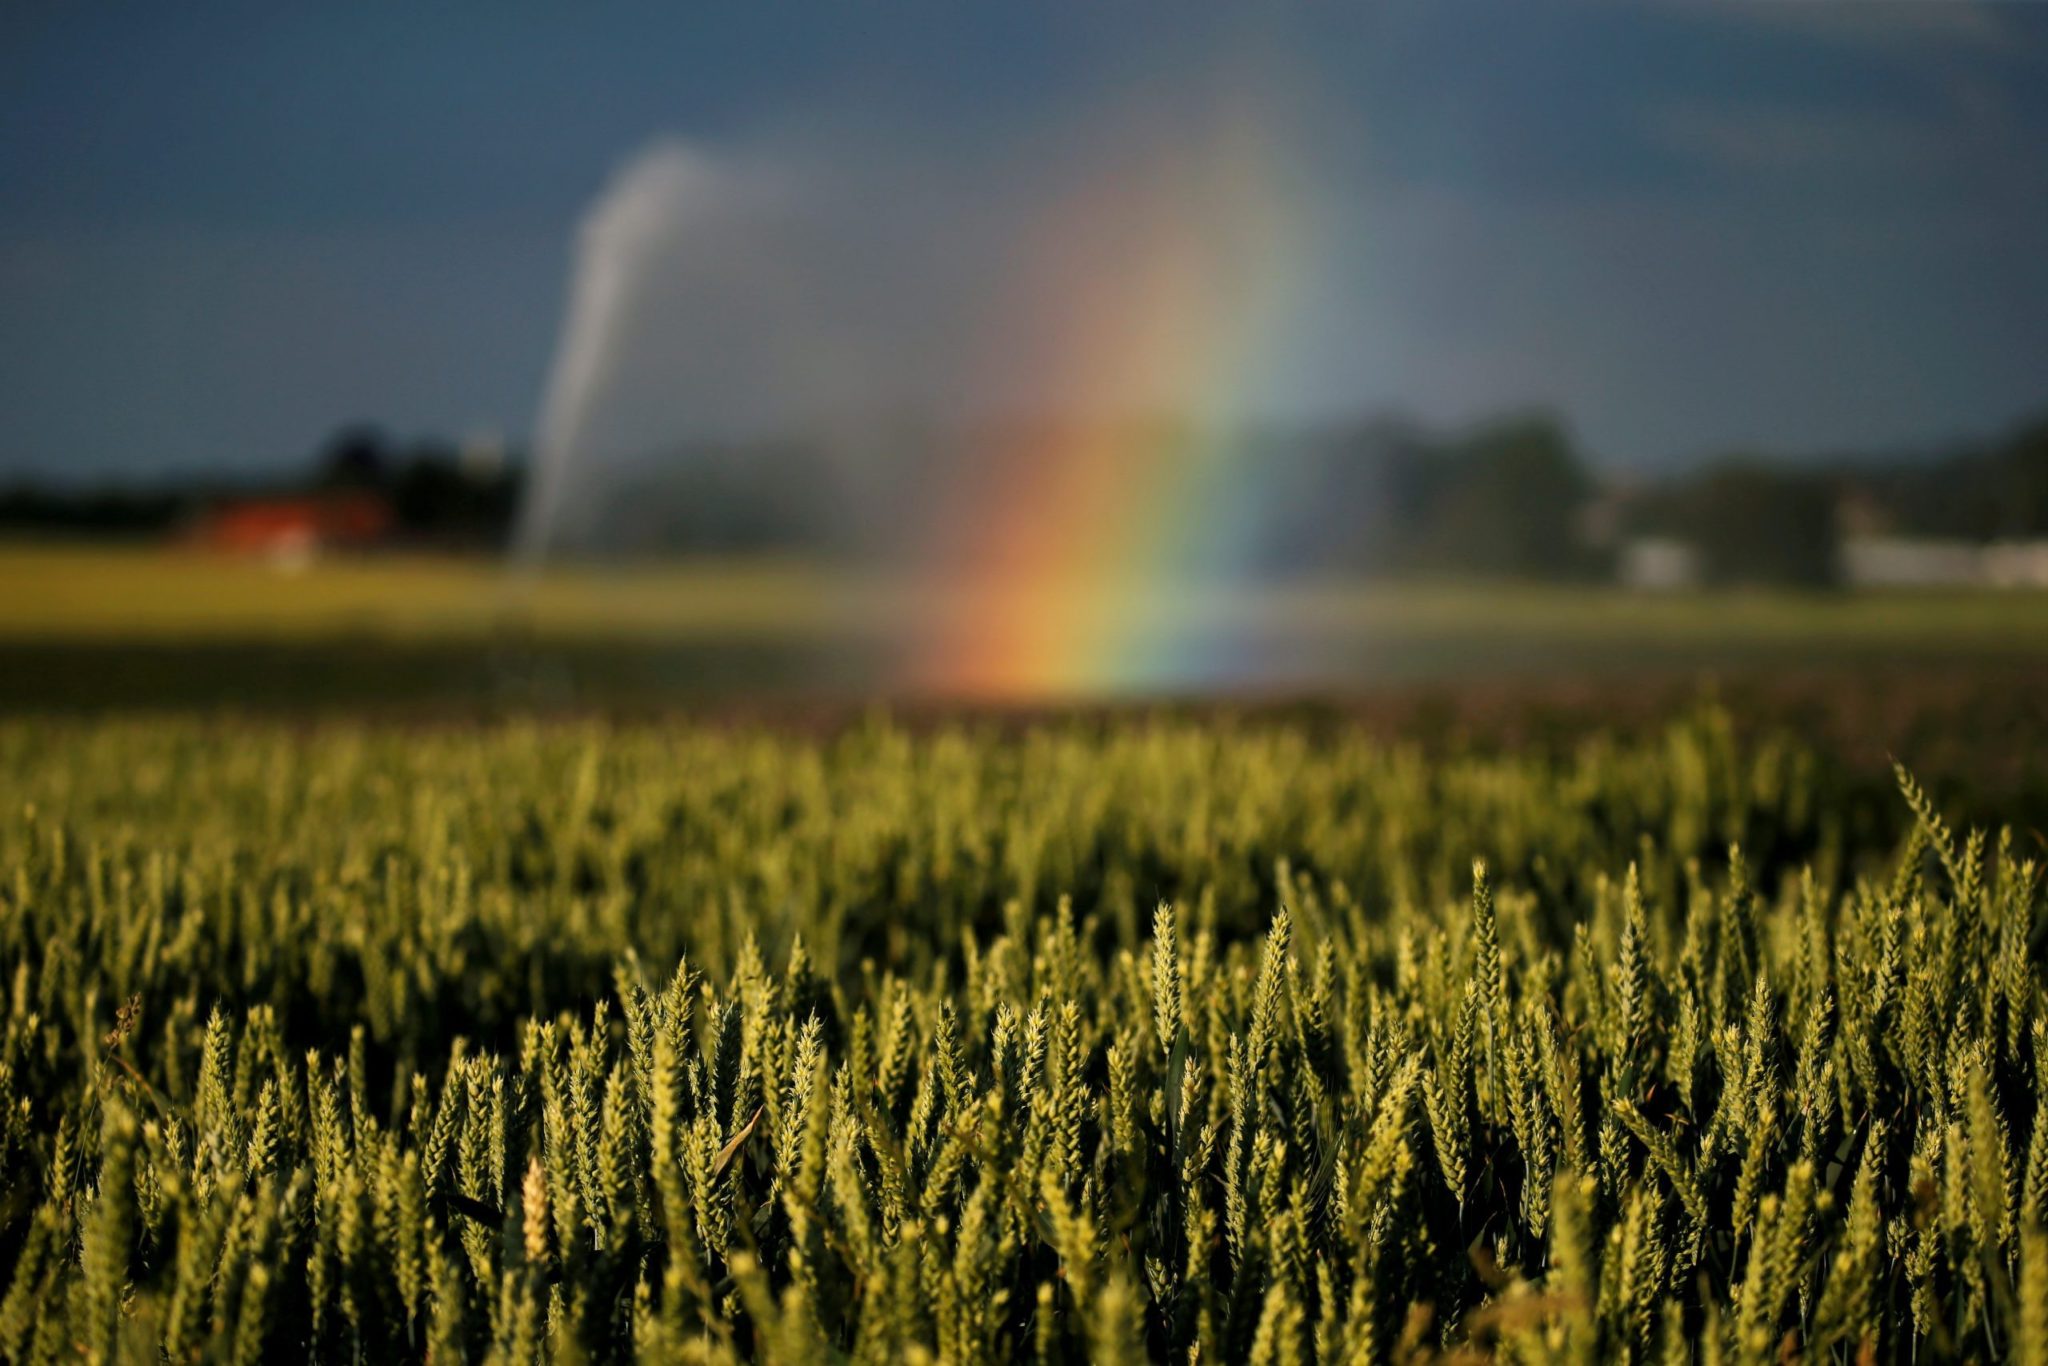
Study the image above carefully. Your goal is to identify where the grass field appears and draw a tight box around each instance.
[10,543,2048,649]
[7,543,2048,713]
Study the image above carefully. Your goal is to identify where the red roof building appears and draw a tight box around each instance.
[188,492,392,560]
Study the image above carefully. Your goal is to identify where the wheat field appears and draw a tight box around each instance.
[0,712,2043,1362]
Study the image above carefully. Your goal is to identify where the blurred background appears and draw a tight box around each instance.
[3,1,2047,741]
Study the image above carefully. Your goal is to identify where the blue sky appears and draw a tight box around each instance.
[3,1,2045,478]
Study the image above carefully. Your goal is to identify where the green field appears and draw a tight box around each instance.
[7,544,2048,713]
[4,543,2048,645]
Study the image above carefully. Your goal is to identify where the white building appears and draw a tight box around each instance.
[1983,540,2048,588]
[1840,535,2048,589]
[1619,537,1701,591]
[1838,537,1985,588]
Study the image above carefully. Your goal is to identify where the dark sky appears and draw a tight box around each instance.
[3,1,2046,479]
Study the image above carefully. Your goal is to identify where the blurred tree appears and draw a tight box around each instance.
[1431,414,1594,577]
[316,425,394,491]
[1666,461,1838,587]
[0,484,186,536]
[1993,416,2048,537]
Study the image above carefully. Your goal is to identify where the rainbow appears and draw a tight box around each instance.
[910,101,1308,699]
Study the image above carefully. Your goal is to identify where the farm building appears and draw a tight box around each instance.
[1840,535,2048,589]
[186,492,392,565]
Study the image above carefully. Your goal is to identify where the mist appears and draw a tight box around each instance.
[514,67,1326,567]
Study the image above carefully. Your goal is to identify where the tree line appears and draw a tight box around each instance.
[6,410,2047,584]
